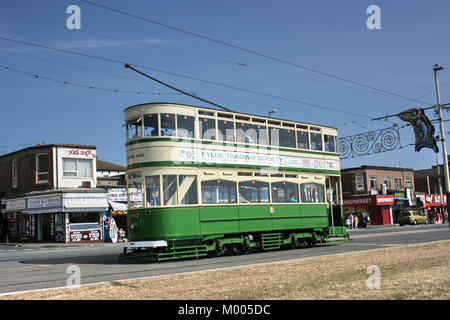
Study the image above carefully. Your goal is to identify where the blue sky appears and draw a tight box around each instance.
[1,0,449,170]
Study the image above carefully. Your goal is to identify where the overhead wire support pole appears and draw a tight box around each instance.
[433,64,450,226]
[124,63,233,112]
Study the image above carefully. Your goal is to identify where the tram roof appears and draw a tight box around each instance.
[124,102,337,131]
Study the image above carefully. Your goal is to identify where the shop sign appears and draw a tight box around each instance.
[107,188,127,202]
[5,199,26,212]
[28,196,61,210]
[69,230,101,242]
[344,195,394,207]
[63,193,108,208]
[59,148,96,159]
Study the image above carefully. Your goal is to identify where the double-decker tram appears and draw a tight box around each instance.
[122,102,348,261]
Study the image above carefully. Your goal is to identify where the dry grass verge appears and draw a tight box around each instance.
[2,240,450,300]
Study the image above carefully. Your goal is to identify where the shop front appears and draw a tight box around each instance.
[4,190,108,243]
[103,187,128,243]
[343,195,395,225]
[416,193,447,223]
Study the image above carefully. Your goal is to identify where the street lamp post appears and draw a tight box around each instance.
[268,109,277,118]
[433,64,450,225]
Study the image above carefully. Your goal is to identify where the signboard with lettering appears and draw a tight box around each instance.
[344,195,395,207]
[355,173,364,191]
[179,148,337,171]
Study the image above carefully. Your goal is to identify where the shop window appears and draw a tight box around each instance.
[238,180,269,203]
[179,175,198,205]
[199,117,216,141]
[145,176,160,207]
[160,113,176,137]
[62,158,93,177]
[201,179,236,204]
[163,175,178,206]
[310,132,322,151]
[218,120,235,142]
[324,135,337,152]
[177,115,195,138]
[300,183,325,203]
[271,181,299,203]
[144,114,159,137]
[69,212,99,224]
[36,153,49,183]
[297,130,309,149]
[127,118,142,140]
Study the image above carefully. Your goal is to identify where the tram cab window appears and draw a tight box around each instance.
[324,135,337,152]
[297,130,309,149]
[144,114,159,137]
[145,176,160,207]
[300,183,325,203]
[218,120,235,142]
[199,117,216,140]
[269,128,296,148]
[201,180,236,204]
[179,175,198,205]
[127,118,142,140]
[160,114,176,137]
[238,181,269,203]
[271,182,299,203]
[310,132,323,151]
[163,175,177,206]
[177,115,195,138]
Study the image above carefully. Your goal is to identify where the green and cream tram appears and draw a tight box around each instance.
[122,102,347,261]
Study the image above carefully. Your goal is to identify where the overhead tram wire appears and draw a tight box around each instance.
[0,36,374,119]
[0,13,407,100]
[124,63,232,112]
[0,64,182,96]
[79,0,433,107]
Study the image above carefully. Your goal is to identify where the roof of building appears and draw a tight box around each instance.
[341,165,413,172]
[96,159,126,171]
[0,144,96,159]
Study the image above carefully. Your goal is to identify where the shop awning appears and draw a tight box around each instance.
[109,201,128,211]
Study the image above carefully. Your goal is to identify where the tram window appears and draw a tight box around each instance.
[127,118,142,140]
[271,182,299,203]
[269,128,296,148]
[310,132,323,151]
[297,130,309,149]
[160,114,176,137]
[179,175,198,205]
[199,117,216,140]
[177,115,195,138]
[238,181,269,203]
[163,175,178,206]
[144,114,159,137]
[145,176,160,207]
[300,183,325,203]
[236,123,266,145]
[218,120,235,142]
[201,180,236,204]
[324,135,337,152]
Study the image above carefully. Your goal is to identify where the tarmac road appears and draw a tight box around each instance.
[0,223,448,296]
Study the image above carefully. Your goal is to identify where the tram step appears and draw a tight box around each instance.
[157,245,208,261]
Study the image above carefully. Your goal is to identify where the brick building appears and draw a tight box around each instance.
[341,165,415,225]
[0,144,108,243]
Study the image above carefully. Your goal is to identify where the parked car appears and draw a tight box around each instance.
[398,210,429,226]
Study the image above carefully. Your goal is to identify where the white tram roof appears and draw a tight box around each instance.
[124,102,338,131]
